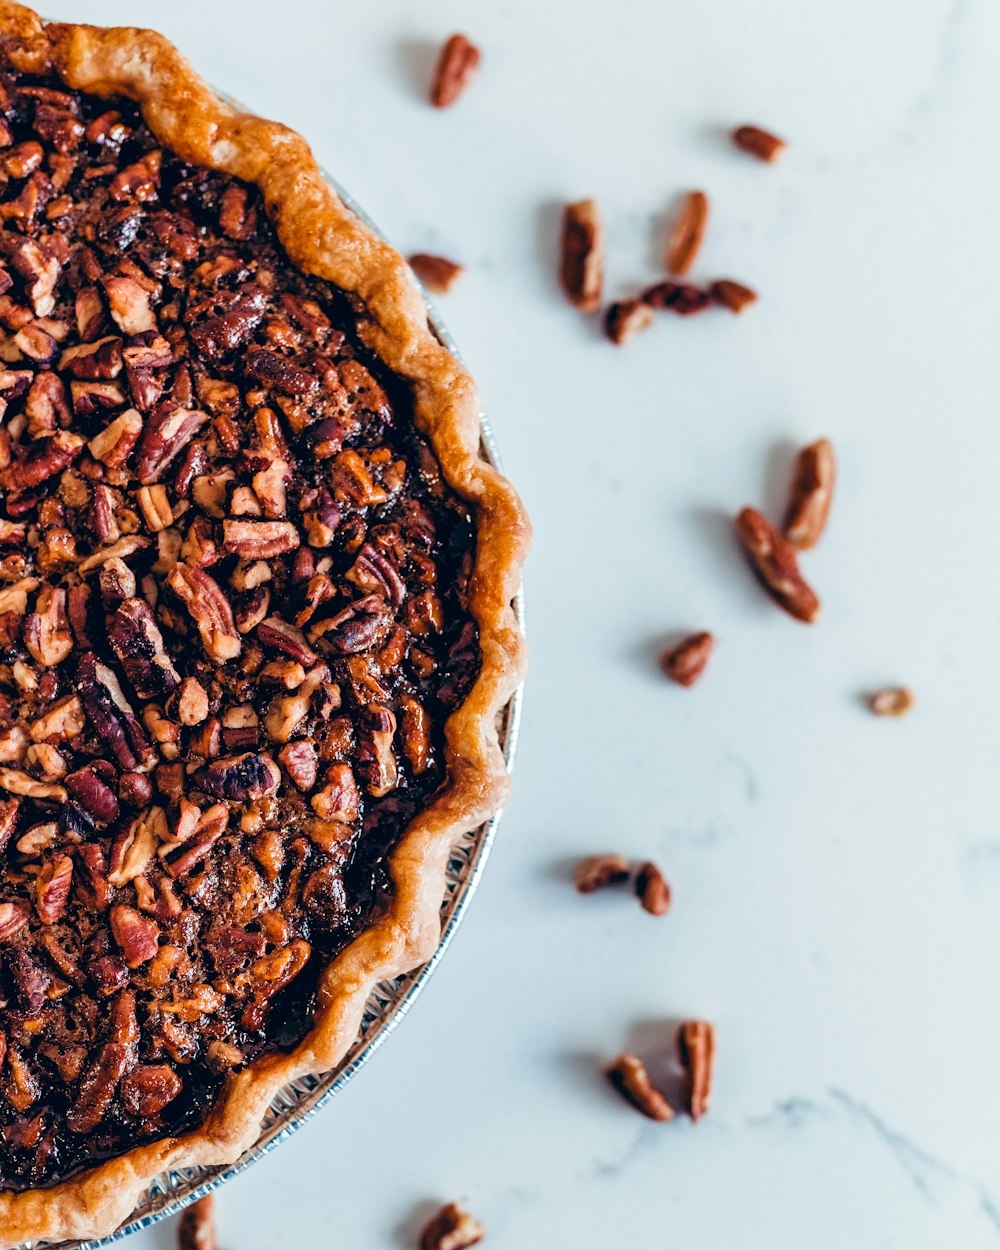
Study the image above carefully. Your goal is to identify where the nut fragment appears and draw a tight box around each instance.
[666,190,709,276]
[419,1202,486,1250]
[660,632,714,687]
[709,279,758,313]
[635,861,671,916]
[167,563,241,662]
[109,903,159,967]
[560,199,604,313]
[430,34,481,108]
[783,437,835,550]
[732,124,786,162]
[677,1020,716,1120]
[734,507,820,623]
[177,1196,216,1250]
[408,253,464,294]
[604,299,654,345]
[573,854,631,894]
[868,687,915,718]
[605,1053,674,1122]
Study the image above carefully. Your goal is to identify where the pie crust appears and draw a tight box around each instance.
[0,4,528,1244]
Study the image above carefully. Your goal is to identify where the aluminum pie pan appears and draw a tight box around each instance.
[24,147,524,1249]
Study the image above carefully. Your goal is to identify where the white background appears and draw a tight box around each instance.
[52,1,1000,1245]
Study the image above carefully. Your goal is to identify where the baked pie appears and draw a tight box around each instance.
[0,5,528,1243]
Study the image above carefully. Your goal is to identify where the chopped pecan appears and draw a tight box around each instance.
[310,762,360,822]
[9,238,61,316]
[23,586,72,667]
[74,286,105,341]
[677,1020,716,1119]
[399,696,431,773]
[109,148,161,201]
[35,853,73,923]
[635,861,671,915]
[167,677,209,726]
[868,687,914,717]
[660,632,714,687]
[734,507,820,623]
[120,1063,183,1117]
[245,348,317,396]
[58,335,123,379]
[709,278,758,313]
[78,535,150,575]
[573,854,631,893]
[783,437,835,550]
[30,694,85,742]
[408,253,464,294]
[108,806,166,886]
[66,1041,134,1134]
[419,1203,486,1250]
[256,616,318,667]
[109,903,159,967]
[606,1052,674,1121]
[0,767,67,802]
[137,483,173,531]
[345,544,406,606]
[0,797,19,855]
[356,705,398,798]
[194,753,280,802]
[107,597,181,699]
[76,651,157,772]
[221,519,300,558]
[560,198,604,313]
[666,190,709,276]
[240,939,311,1032]
[604,298,654,345]
[15,320,58,363]
[167,563,242,663]
[64,762,120,824]
[25,370,71,434]
[642,281,712,315]
[0,899,30,941]
[0,429,84,492]
[2,140,43,178]
[16,820,59,856]
[279,740,318,791]
[732,124,786,162]
[430,33,482,108]
[309,594,392,654]
[136,405,209,484]
[102,275,156,335]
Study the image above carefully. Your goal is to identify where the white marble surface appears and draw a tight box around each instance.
[53,0,1000,1245]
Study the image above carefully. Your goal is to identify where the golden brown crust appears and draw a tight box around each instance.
[0,5,529,1245]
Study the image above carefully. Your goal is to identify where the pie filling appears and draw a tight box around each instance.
[0,62,480,1190]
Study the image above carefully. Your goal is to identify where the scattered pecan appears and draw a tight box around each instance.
[709,279,758,313]
[409,253,464,294]
[560,198,604,313]
[666,190,709,276]
[606,1053,674,1121]
[399,696,431,773]
[660,632,714,687]
[783,437,835,550]
[604,298,654,345]
[677,1020,716,1120]
[345,544,407,606]
[430,34,481,108]
[573,854,631,893]
[868,687,915,717]
[642,281,712,315]
[734,507,820,623]
[732,124,786,162]
[635,861,671,916]
[245,348,317,396]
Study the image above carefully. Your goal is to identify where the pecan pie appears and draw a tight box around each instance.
[0,6,528,1244]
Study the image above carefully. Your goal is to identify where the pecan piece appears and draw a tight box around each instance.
[666,190,709,276]
[108,806,167,886]
[660,631,714,687]
[9,239,61,317]
[0,899,30,941]
[0,797,19,856]
[222,519,300,559]
[178,1197,216,1250]
[167,563,242,663]
[120,1063,183,1118]
[279,740,318,791]
[783,437,835,550]
[357,705,398,798]
[240,939,311,1032]
[0,768,67,802]
[35,853,73,924]
[677,1020,716,1120]
[408,253,464,294]
[136,406,209,484]
[734,507,820,623]
[732,124,786,162]
[709,279,758,313]
[23,586,72,667]
[65,762,120,824]
[308,594,392,654]
[868,687,915,717]
[30,694,85,742]
[642,281,712,315]
[109,903,159,967]
[255,616,318,667]
[58,335,124,380]
[604,298,654,345]
[635,861,671,915]
[194,753,281,802]
[102,275,156,335]
[430,33,481,108]
[419,1203,486,1250]
[400,696,431,773]
[109,149,161,201]
[310,762,360,822]
[15,320,57,363]
[345,543,407,606]
[76,651,157,772]
[66,1041,134,1134]
[107,597,181,699]
[560,198,604,313]
[245,348,317,396]
[161,803,228,876]
[573,854,631,893]
[606,1053,674,1121]
[0,429,84,492]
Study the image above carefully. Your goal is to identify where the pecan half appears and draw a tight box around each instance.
[666,190,709,276]
[635,861,671,915]
[868,687,915,717]
[419,1203,486,1250]
[408,253,464,294]
[107,597,181,699]
[345,544,407,606]
[109,903,159,967]
[732,124,786,162]
[279,740,318,791]
[35,853,73,923]
[136,405,208,484]
[430,34,481,108]
[660,632,714,687]
[677,1020,716,1120]
[560,198,604,313]
[76,651,157,772]
[606,1053,674,1121]
[734,507,820,623]
[308,594,392,655]
[167,563,241,663]
[194,753,281,802]
[108,806,166,886]
[222,519,300,559]
[256,616,318,667]
[573,854,631,893]
[65,762,120,824]
[240,939,311,1032]
[783,437,835,550]
[604,298,654,345]
[709,279,758,313]
[23,586,72,667]
[66,1040,134,1134]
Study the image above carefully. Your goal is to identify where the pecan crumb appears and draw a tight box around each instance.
[574,853,630,894]
[784,437,836,550]
[560,198,604,314]
[177,1196,216,1250]
[430,34,481,108]
[709,279,758,313]
[734,506,820,623]
[604,298,654,345]
[605,1052,674,1122]
[419,1202,486,1250]
[634,861,671,916]
[666,190,709,276]
[868,687,915,718]
[409,253,464,294]
[732,124,786,162]
[660,632,714,686]
[677,1020,716,1120]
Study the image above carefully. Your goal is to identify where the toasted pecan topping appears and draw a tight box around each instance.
[430,34,482,108]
